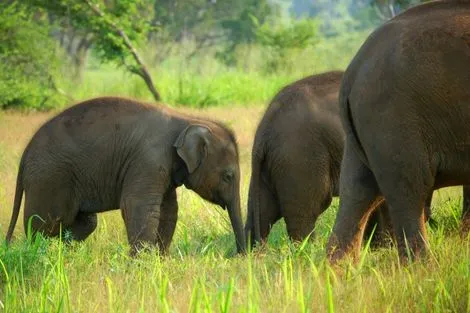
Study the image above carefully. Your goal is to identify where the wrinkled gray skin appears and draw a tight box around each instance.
[6,97,246,255]
[327,0,470,264]
[244,71,418,247]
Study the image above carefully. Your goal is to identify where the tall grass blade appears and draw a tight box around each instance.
[326,268,334,313]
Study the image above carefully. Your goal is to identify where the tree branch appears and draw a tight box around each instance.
[374,4,390,21]
[388,0,396,17]
[185,33,224,61]
[82,0,161,101]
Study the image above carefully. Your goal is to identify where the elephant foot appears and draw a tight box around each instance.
[66,212,97,241]
[326,234,359,265]
[248,239,268,253]
[128,242,154,258]
[461,212,470,237]
[128,244,143,258]
[396,235,427,265]
[368,232,393,250]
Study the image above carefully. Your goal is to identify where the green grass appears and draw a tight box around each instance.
[65,68,296,108]
[0,109,469,313]
[0,194,469,312]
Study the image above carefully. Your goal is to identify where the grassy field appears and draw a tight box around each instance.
[0,103,469,313]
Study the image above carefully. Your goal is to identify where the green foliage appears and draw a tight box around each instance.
[220,0,273,45]
[255,18,319,74]
[216,0,273,66]
[150,0,220,43]
[28,0,152,72]
[148,0,274,67]
[0,2,63,110]
[255,18,318,50]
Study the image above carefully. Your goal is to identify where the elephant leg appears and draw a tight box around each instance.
[284,211,320,243]
[282,190,330,243]
[462,185,470,235]
[365,192,433,249]
[364,200,393,249]
[120,160,171,256]
[66,212,98,241]
[277,153,333,243]
[383,195,428,262]
[23,204,58,238]
[258,177,281,242]
[423,192,439,229]
[424,192,433,222]
[23,183,77,239]
[120,181,163,256]
[326,141,382,263]
[156,189,178,254]
[368,148,433,263]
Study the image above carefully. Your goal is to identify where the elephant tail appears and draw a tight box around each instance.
[6,154,25,244]
[246,145,264,247]
[341,95,369,165]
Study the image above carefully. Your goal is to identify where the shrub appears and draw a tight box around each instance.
[0,3,63,110]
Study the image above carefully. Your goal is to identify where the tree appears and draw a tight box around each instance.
[217,0,273,66]
[290,0,332,18]
[290,0,368,36]
[255,18,318,73]
[0,2,64,109]
[149,0,222,63]
[50,17,94,82]
[147,0,274,66]
[29,0,161,101]
[289,0,431,27]
[370,0,428,20]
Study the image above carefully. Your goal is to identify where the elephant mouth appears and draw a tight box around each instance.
[211,191,227,210]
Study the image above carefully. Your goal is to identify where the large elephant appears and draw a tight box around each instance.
[327,0,470,263]
[5,97,246,255]
[244,71,412,247]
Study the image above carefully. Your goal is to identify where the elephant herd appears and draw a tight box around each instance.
[5,0,470,264]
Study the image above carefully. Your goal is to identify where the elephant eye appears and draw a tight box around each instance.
[223,171,234,183]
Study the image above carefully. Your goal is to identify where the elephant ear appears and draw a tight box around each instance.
[174,124,212,173]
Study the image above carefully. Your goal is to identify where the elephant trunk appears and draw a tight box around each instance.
[245,152,262,249]
[228,190,246,254]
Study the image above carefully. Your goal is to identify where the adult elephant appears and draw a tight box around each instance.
[244,71,424,247]
[6,97,246,255]
[326,0,470,263]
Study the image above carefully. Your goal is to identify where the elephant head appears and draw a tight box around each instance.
[174,123,246,254]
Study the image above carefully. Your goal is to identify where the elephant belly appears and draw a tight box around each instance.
[79,198,112,213]
[434,149,470,188]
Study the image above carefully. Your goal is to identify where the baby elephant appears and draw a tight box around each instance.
[6,97,245,255]
[245,71,402,247]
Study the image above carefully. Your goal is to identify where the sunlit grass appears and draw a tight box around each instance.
[62,65,303,109]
